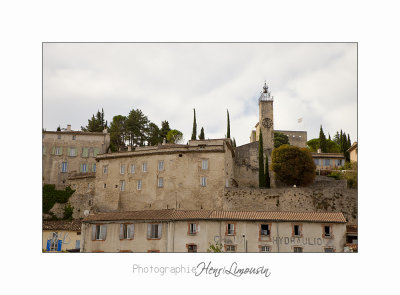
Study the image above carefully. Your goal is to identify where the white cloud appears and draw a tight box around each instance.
[43,43,357,146]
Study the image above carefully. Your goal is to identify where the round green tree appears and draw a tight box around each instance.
[271,144,316,186]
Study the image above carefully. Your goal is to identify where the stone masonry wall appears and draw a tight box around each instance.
[223,187,357,224]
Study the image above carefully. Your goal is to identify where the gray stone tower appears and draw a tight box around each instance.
[258,82,274,153]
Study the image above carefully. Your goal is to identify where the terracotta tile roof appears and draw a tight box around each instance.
[43,220,82,231]
[84,209,346,223]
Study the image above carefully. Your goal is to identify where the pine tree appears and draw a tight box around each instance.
[265,152,270,188]
[319,125,327,152]
[191,109,197,140]
[227,109,230,139]
[259,131,266,187]
[57,125,61,131]
[199,127,205,140]
[328,133,331,141]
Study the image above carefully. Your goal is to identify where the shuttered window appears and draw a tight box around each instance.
[61,162,68,173]
[68,148,77,157]
[120,224,134,239]
[324,159,331,166]
[130,164,135,174]
[147,223,162,239]
[93,148,99,157]
[92,164,96,172]
[82,147,89,158]
[80,163,87,173]
[120,164,125,174]
[202,159,208,170]
[92,224,107,240]
[55,147,63,155]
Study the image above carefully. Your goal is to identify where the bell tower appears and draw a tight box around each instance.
[258,82,274,152]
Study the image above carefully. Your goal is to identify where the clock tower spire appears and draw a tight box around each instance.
[257,81,274,152]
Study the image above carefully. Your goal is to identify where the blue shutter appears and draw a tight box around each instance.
[57,240,62,251]
[46,240,51,251]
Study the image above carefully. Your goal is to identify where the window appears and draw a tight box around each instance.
[158,177,163,188]
[260,224,271,237]
[93,148,99,157]
[68,147,77,157]
[147,223,162,239]
[158,160,164,171]
[81,163,87,173]
[225,245,236,252]
[293,224,301,237]
[188,223,197,235]
[200,176,207,187]
[142,162,147,172]
[103,165,108,174]
[314,159,320,166]
[137,180,142,190]
[92,224,107,241]
[75,240,80,249]
[294,247,303,253]
[103,183,107,189]
[120,180,126,191]
[260,246,270,252]
[72,135,76,140]
[92,164,96,172]
[120,224,134,240]
[324,247,334,253]
[323,225,332,238]
[120,164,125,174]
[324,159,331,166]
[130,164,135,174]
[55,147,62,155]
[187,244,197,253]
[58,134,61,139]
[226,223,235,235]
[202,159,208,170]
[82,147,89,158]
[61,162,68,173]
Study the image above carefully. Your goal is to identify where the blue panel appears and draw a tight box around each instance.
[57,240,62,252]
[46,240,51,251]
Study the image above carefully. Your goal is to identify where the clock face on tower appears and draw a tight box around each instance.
[262,118,273,129]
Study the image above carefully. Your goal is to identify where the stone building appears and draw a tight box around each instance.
[236,83,308,187]
[347,141,358,163]
[42,125,110,188]
[312,151,346,173]
[93,139,235,212]
[80,209,346,253]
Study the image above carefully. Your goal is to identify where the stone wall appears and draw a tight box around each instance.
[274,130,307,148]
[223,187,357,224]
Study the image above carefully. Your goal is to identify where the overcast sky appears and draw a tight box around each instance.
[43,43,357,146]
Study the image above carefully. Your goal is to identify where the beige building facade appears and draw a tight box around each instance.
[347,142,358,163]
[43,220,82,252]
[81,210,346,253]
[93,139,235,212]
[312,152,345,171]
[42,125,110,188]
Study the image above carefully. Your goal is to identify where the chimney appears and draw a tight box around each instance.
[317,148,321,153]
[67,124,71,131]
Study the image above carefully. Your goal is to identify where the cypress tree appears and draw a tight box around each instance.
[191,109,197,140]
[233,138,236,147]
[265,153,270,188]
[319,125,327,152]
[199,127,205,140]
[227,109,230,139]
[57,125,61,131]
[259,131,266,187]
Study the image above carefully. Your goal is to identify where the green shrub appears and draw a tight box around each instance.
[271,145,316,186]
[63,203,74,220]
[327,171,342,180]
[43,184,75,214]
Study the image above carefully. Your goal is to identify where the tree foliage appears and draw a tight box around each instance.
[274,132,289,148]
[166,129,183,143]
[199,127,205,140]
[207,242,223,252]
[81,108,107,132]
[43,184,75,214]
[319,125,327,152]
[126,109,150,147]
[259,131,266,187]
[63,203,74,220]
[307,138,340,153]
[265,153,270,188]
[159,120,171,142]
[227,109,230,139]
[191,109,197,140]
[271,145,316,186]
[109,115,127,152]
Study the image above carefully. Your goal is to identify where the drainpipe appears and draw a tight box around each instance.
[172,221,175,253]
[276,222,280,253]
